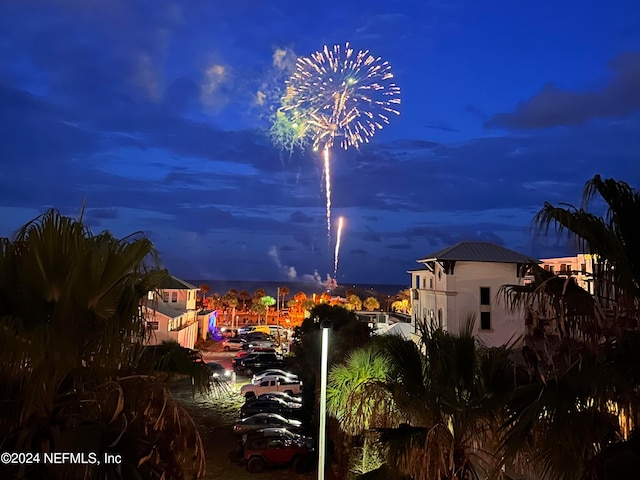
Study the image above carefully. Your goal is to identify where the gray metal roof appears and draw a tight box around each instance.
[418,242,536,264]
[160,275,199,290]
[148,301,188,319]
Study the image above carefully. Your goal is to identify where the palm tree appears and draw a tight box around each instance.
[238,289,251,311]
[198,283,211,308]
[326,317,516,480]
[524,175,639,337]
[223,292,239,330]
[278,285,290,311]
[261,295,276,325]
[0,210,209,479]
[499,175,640,479]
[251,300,267,323]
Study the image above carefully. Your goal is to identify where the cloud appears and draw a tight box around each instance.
[272,47,297,71]
[289,211,314,223]
[486,51,640,129]
[200,64,230,109]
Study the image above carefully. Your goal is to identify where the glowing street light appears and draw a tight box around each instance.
[318,318,331,479]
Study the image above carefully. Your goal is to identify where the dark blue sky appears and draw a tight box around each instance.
[1,0,639,285]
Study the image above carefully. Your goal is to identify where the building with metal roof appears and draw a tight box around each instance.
[408,242,537,347]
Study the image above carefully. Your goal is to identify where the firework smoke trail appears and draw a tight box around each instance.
[333,216,344,278]
[324,147,332,240]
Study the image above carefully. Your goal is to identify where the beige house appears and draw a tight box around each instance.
[143,276,205,349]
[408,242,537,347]
[538,253,596,294]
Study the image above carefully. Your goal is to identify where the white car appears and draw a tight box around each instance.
[252,370,299,385]
[241,376,303,398]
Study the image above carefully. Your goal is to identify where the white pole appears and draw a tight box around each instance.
[318,324,330,479]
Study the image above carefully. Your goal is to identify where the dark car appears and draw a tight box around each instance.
[257,391,303,405]
[241,428,314,474]
[233,413,303,435]
[235,352,284,376]
[206,361,232,381]
[232,351,276,369]
[240,397,303,419]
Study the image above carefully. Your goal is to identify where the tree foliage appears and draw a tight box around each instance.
[0,210,209,479]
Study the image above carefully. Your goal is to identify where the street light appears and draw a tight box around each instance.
[318,318,331,479]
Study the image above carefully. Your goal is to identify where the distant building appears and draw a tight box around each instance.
[408,242,537,347]
[143,276,209,349]
[538,253,596,294]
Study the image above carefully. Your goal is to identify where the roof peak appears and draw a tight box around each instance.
[418,241,536,264]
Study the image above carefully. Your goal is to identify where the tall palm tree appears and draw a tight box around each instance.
[499,175,640,479]
[527,175,639,336]
[198,283,210,308]
[0,210,209,479]
[238,289,251,311]
[278,285,290,311]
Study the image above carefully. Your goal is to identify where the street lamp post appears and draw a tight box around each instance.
[318,319,331,480]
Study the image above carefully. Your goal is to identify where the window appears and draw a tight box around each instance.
[480,287,490,305]
[581,263,586,273]
[480,312,491,330]
[437,308,442,327]
[171,292,178,303]
[549,265,555,274]
[162,291,169,302]
[429,278,433,289]
[188,291,191,300]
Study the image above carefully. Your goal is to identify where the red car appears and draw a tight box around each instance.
[241,428,314,474]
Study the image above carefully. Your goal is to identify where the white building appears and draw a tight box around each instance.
[408,242,537,347]
[143,276,210,349]
[538,253,596,294]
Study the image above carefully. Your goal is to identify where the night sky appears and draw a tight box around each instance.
[1,0,639,285]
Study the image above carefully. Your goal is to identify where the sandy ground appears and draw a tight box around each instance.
[171,342,316,480]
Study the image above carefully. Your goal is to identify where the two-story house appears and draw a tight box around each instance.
[408,242,536,347]
[144,276,211,349]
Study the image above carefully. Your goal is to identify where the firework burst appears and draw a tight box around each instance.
[279,42,401,150]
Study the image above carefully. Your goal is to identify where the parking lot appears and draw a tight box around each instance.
[171,346,316,480]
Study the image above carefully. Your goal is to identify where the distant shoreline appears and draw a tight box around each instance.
[186,279,410,299]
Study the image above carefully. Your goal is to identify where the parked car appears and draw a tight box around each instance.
[222,338,247,351]
[241,376,303,399]
[232,350,279,369]
[240,397,303,419]
[207,361,232,381]
[257,391,303,405]
[235,352,284,376]
[241,428,314,474]
[243,339,278,350]
[252,369,299,385]
[234,347,277,362]
[240,332,275,342]
[233,413,303,435]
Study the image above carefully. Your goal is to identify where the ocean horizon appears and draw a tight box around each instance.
[186,279,410,299]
